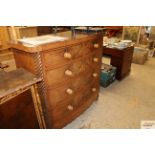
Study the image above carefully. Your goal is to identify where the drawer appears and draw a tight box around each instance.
[111,58,122,67]
[50,81,99,123]
[47,73,100,107]
[45,53,101,88]
[42,39,101,69]
[103,48,123,58]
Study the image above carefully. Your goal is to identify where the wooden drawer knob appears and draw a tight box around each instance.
[65,70,73,76]
[93,57,99,62]
[92,88,97,92]
[94,43,99,48]
[66,88,73,95]
[64,52,72,59]
[93,73,98,77]
[67,105,74,111]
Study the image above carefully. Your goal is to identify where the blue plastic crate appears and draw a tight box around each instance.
[100,63,117,87]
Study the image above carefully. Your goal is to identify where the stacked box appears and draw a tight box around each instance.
[100,63,117,87]
[132,47,148,64]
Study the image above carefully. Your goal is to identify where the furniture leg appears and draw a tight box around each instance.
[30,85,46,129]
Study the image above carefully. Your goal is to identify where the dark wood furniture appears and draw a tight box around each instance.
[74,27,105,34]
[0,68,46,128]
[10,31,103,128]
[103,46,134,80]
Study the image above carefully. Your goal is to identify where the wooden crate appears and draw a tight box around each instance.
[132,51,148,64]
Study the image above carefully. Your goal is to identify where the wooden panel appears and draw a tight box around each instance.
[0,49,13,61]
[13,49,37,74]
[121,48,133,77]
[0,90,39,129]
[37,26,53,36]
[0,26,10,51]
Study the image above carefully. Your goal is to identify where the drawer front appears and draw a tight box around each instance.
[42,39,101,69]
[47,73,100,107]
[45,52,101,88]
[50,81,99,123]
[111,57,122,67]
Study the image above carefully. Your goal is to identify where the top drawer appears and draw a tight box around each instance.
[42,39,101,70]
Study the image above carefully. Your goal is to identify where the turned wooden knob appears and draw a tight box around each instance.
[65,70,73,76]
[67,105,74,111]
[66,88,73,95]
[94,43,99,48]
[92,88,97,92]
[93,57,99,62]
[64,52,72,59]
[92,73,98,77]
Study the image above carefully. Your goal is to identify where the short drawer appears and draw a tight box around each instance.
[42,39,101,69]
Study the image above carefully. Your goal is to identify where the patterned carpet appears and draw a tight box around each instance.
[64,57,155,129]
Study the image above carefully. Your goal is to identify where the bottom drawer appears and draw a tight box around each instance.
[50,82,99,124]
[51,89,99,128]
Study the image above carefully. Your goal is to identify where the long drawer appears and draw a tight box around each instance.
[45,52,101,88]
[49,81,99,124]
[47,72,100,107]
[52,91,99,128]
[42,39,102,70]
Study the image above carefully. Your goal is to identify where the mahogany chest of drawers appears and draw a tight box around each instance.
[11,31,103,128]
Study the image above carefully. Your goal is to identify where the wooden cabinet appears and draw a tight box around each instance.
[103,46,134,80]
[11,31,103,128]
[0,90,39,129]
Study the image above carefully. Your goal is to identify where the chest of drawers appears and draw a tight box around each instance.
[11,31,103,128]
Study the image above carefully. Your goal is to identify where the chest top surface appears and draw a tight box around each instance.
[10,31,103,53]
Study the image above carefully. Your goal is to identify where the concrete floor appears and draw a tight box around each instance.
[64,57,155,129]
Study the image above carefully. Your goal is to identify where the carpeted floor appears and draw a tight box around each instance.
[64,57,155,129]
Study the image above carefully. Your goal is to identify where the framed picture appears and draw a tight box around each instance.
[122,26,140,43]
